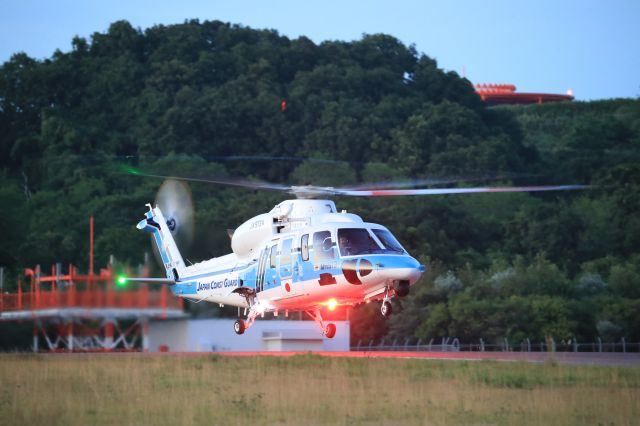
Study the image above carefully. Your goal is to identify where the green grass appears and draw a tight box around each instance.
[0,353,639,425]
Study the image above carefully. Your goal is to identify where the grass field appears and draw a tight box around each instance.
[0,353,639,425]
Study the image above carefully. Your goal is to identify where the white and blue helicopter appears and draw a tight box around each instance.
[131,175,585,339]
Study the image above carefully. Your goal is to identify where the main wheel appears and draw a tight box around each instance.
[234,319,246,335]
[324,323,336,339]
[381,301,392,318]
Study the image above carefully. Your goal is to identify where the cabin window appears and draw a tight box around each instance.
[313,231,335,261]
[269,245,277,268]
[301,234,309,261]
[281,239,292,266]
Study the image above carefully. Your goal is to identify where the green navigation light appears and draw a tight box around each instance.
[116,275,127,286]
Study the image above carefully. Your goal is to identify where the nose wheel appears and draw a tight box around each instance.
[380,285,394,318]
[381,301,392,317]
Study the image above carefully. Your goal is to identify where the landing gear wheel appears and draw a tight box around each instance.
[324,323,336,339]
[381,301,392,318]
[234,319,246,335]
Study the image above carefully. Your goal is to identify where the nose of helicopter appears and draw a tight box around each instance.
[375,256,424,284]
[341,256,424,286]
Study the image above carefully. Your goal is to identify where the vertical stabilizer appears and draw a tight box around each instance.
[137,204,186,281]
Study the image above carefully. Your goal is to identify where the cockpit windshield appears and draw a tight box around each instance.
[338,228,406,256]
[338,229,380,256]
[372,229,405,254]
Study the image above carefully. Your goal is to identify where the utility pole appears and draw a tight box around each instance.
[0,266,4,311]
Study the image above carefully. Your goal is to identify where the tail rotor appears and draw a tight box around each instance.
[151,179,195,267]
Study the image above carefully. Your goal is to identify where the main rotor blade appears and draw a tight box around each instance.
[340,178,469,191]
[338,173,541,191]
[335,185,589,197]
[127,166,588,199]
[127,169,291,192]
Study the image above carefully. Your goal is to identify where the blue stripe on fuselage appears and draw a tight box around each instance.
[170,281,197,295]
[347,254,420,270]
[268,251,420,288]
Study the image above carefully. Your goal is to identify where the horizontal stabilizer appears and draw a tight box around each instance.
[121,277,175,284]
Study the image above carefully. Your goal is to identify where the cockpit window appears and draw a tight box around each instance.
[338,228,382,256]
[372,229,405,254]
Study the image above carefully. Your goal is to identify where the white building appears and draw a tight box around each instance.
[148,319,350,352]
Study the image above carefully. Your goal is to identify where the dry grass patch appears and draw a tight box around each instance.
[0,353,638,425]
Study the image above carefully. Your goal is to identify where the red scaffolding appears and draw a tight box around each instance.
[0,216,185,352]
[0,264,184,352]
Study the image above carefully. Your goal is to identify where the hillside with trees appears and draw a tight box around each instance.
[1,20,639,347]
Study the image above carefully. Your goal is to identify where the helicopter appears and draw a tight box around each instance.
[130,173,586,339]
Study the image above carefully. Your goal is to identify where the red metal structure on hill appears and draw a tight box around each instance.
[0,217,185,352]
[475,83,574,105]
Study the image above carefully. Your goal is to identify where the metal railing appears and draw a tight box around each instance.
[1,262,184,316]
[0,286,183,314]
[352,337,640,353]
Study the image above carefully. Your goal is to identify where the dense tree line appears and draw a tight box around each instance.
[1,20,638,347]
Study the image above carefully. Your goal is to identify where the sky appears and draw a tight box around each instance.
[1,0,639,101]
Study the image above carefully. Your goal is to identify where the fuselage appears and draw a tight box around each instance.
[167,200,424,313]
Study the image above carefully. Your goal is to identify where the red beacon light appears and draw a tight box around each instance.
[327,298,338,311]
[320,298,339,311]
